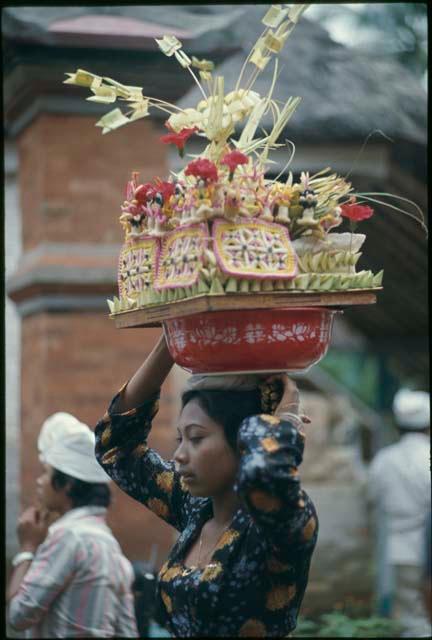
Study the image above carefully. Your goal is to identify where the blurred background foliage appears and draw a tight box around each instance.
[320,351,382,408]
[309,3,427,86]
[294,611,401,637]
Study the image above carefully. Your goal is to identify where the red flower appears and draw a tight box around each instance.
[154,179,175,203]
[221,149,249,175]
[134,182,156,204]
[160,126,198,156]
[185,158,218,183]
[340,203,374,222]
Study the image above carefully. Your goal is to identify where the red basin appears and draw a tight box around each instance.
[163,307,338,374]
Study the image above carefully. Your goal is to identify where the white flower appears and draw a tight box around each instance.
[271,324,289,342]
[172,329,187,351]
[292,323,308,342]
[220,326,239,344]
[244,323,265,344]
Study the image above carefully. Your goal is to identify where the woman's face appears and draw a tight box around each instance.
[174,399,239,498]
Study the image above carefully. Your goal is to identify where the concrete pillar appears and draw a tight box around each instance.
[5,141,22,562]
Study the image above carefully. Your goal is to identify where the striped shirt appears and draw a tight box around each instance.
[8,506,138,638]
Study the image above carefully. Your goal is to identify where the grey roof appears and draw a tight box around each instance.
[2,5,244,51]
[3,5,426,142]
[177,7,427,144]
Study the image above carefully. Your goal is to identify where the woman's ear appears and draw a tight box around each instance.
[63,479,75,498]
[41,509,62,525]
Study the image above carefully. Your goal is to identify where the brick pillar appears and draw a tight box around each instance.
[17,114,168,249]
[9,113,179,564]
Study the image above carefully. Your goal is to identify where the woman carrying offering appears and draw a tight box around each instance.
[95,334,318,638]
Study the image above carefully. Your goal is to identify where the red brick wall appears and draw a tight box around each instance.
[17,114,167,250]
[18,113,178,564]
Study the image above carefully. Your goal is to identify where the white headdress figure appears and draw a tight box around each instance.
[38,412,111,483]
[393,389,430,429]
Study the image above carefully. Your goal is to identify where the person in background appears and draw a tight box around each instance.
[368,389,431,638]
[7,412,138,638]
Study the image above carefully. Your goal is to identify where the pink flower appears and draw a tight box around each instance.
[185,158,218,183]
[125,172,139,201]
[160,125,198,157]
[121,202,140,216]
[340,202,374,222]
[221,149,248,176]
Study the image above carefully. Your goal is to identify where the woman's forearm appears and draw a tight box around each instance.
[115,332,175,413]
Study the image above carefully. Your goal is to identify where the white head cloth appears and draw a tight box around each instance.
[184,374,266,392]
[38,412,111,483]
[393,389,430,429]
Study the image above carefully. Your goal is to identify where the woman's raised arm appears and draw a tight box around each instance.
[94,333,189,531]
[115,332,175,413]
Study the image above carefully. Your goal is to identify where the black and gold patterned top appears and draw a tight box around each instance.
[95,389,318,638]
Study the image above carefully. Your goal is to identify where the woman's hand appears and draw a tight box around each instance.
[17,506,50,552]
[266,374,311,427]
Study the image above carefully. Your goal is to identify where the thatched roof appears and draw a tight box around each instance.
[177,6,426,144]
[1,5,244,52]
[4,5,425,143]
[4,4,426,142]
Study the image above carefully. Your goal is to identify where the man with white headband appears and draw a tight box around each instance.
[7,412,138,638]
[368,389,431,638]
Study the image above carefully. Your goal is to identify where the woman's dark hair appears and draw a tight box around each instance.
[51,469,111,508]
[181,389,262,451]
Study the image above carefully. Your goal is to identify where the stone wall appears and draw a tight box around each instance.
[298,391,373,614]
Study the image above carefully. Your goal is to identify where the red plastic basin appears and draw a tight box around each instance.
[163,307,338,374]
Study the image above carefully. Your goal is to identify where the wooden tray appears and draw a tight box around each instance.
[111,289,380,328]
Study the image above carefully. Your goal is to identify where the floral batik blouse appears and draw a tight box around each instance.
[95,388,318,638]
